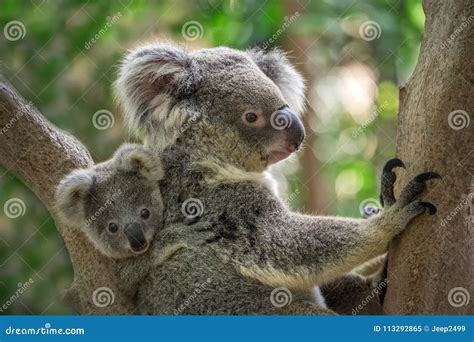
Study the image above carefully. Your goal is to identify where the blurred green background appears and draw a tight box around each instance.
[0,0,424,314]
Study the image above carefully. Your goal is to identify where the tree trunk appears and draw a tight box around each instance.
[0,77,131,314]
[384,0,473,314]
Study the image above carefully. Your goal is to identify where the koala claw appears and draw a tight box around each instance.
[398,171,441,206]
[383,158,405,172]
[401,200,438,224]
[380,158,405,207]
[413,171,441,182]
[417,200,437,215]
[378,160,440,229]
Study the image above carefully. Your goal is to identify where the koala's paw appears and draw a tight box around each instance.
[380,158,440,229]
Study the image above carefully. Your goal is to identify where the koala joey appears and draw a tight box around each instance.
[114,43,440,314]
[55,143,165,296]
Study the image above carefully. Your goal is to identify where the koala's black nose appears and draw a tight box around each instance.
[124,222,148,252]
[271,107,305,151]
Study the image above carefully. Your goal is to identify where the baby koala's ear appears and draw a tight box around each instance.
[55,170,94,227]
[114,143,164,181]
[114,42,193,143]
[248,48,306,117]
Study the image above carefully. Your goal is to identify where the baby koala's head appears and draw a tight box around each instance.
[55,144,164,259]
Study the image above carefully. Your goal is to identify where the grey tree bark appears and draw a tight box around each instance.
[0,77,131,314]
[384,0,473,314]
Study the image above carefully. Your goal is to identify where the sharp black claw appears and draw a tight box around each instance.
[383,158,405,173]
[414,171,441,183]
[420,201,437,215]
[380,158,404,207]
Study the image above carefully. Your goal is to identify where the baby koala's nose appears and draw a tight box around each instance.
[124,222,148,253]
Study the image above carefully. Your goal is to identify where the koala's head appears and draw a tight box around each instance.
[55,144,164,259]
[114,43,306,171]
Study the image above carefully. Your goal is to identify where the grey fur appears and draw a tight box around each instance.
[113,43,439,315]
[55,144,164,297]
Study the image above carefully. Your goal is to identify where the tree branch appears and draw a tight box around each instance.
[0,76,130,314]
[385,0,473,314]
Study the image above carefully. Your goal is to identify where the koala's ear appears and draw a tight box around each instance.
[114,143,164,181]
[114,42,192,145]
[55,170,94,227]
[248,48,306,116]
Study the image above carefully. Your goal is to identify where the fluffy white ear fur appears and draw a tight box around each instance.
[113,42,192,150]
[114,143,164,181]
[55,169,94,227]
[248,48,306,117]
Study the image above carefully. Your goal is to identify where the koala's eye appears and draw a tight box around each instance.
[108,222,119,234]
[241,110,264,128]
[140,208,150,219]
[245,112,257,123]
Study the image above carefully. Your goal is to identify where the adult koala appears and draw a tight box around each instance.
[114,43,439,314]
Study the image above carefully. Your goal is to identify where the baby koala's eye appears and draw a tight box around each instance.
[140,208,150,219]
[108,222,119,234]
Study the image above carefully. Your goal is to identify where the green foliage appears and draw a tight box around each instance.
[0,0,423,314]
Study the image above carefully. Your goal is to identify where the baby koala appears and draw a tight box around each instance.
[55,143,164,297]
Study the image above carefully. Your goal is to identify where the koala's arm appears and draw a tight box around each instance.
[232,159,439,289]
